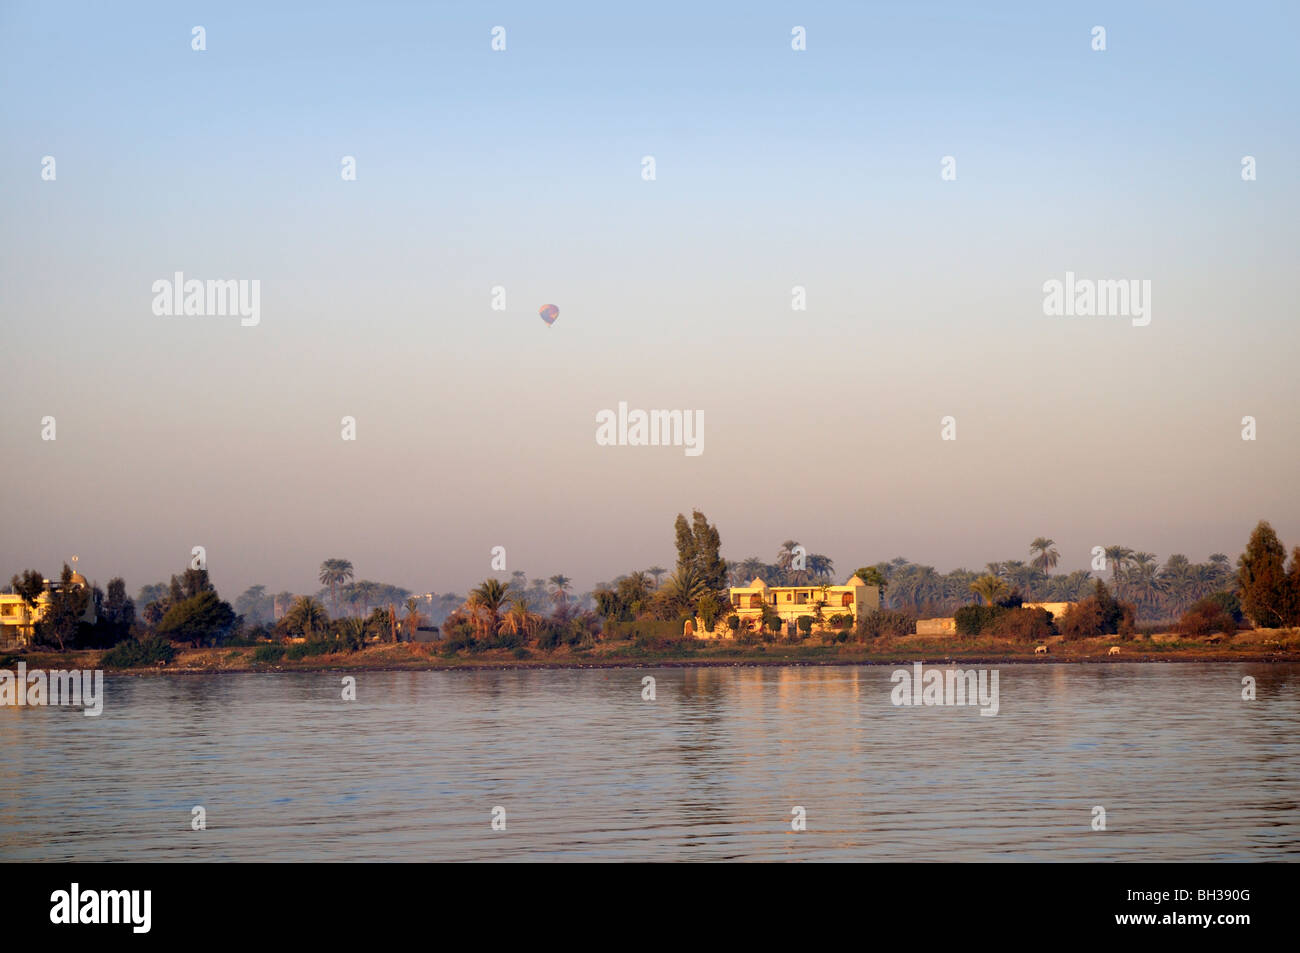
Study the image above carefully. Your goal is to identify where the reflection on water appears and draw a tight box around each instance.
[1,664,1297,861]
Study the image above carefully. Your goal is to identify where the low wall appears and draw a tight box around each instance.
[916,617,957,636]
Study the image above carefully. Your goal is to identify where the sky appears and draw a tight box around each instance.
[2,1,1298,601]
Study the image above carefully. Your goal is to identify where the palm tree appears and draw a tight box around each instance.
[1123,555,1162,615]
[647,566,667,588]
[1160,554,1195,616]
[548,574,573,609]
[318,559,355,614]
[1001,561,1038,600]
[776,540,811,585]
[335,616,369,649]
[403,596,425,639]
[352,580,381,618]
[1054,570,1095,601]
[807,554,835,584]
[285,596,329,639]
[273,591,295,621]
[500,596,541,639]
[509,571,528,592]
[661,566,707,615]
[469,578,511,639]
[970,574,1010,606]
[1103,546,1134,597]
[733,557,765,586]
[942,569,979,607]
[1029,538,1059,580]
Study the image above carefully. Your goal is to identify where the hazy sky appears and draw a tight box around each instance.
[2,1,1297,600]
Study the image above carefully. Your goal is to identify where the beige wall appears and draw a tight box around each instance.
[916,617,958,636]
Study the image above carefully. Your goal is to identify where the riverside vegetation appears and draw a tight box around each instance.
[6,517,1300,670]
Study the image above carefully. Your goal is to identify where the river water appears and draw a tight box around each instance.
[2,663,1296,861]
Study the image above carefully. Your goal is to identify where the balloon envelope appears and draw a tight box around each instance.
[539,304,559,326]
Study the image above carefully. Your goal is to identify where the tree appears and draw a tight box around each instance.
[548,574,573,609]
[156,590,237,647]
[1103,546,1134,596]
[853,566,888,591]
[776,540,805,585]
[1284,548,1300,627]
[334,616,369,651]
[136,582,168,608]
[696,593,721,632]
[101,577,135,638]
[672,511,728,593]
[807,554,835,583]
[970,574,1010,606]
[1160,554,1196,616]
[500,596,541,639]
[351,580,381,617]
[469,579,511,639]
[283,596,330,639]
[235,585,271,624]
[35,564,89,651]
[658,565,707,617]
[318,559,355,614]
[403,596,426,639]
[1238,521,1288,628]
[647,566,667,588]
[9,569,45,632]
[272,591,295,621]
[1029,538,1060,579]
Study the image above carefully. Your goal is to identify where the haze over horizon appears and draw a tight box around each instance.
[3,1,1298,600]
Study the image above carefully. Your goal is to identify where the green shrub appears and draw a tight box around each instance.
[251,644,285,664]
[512,646,531,659]
[857,609,918,639]
[954,605,1006,637]
[441,633,478,654]
[284,640,341,661]
[726,614,741,632]
[796,616,813,637]
[101,636,177,668]
[486,631,523,651]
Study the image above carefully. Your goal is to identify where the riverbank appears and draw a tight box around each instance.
[8,627,1298,674]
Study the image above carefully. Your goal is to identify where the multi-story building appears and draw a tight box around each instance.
[0,571,96,648]
[727,575,881,630]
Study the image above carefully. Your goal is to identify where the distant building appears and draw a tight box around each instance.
[1022,602,1076,620]
[0,571,97,648]
[916,617,958,636]
[725,576,881,633]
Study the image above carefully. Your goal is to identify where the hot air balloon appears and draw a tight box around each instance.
[539,304,559,327]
